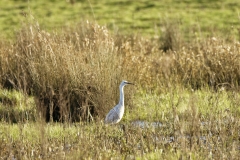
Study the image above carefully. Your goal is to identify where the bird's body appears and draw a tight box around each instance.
[105,80,134,124]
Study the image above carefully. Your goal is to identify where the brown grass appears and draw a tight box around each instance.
[0,18,240,122]
[1,20,137,122]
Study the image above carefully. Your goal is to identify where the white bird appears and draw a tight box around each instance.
[105,80,134,124]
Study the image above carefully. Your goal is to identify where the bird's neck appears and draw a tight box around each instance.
[118,86,124,106]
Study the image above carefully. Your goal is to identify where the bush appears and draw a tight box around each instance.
[1,21,136,122]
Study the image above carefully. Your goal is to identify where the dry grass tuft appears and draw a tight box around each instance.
[1,20,131,122]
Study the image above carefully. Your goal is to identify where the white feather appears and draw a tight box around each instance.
[104,80,133,124]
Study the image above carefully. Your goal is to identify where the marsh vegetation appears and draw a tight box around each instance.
[0,0,240,159]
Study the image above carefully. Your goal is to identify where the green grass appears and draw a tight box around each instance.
[0,89,36,122]
[0,88,239,159]
[0,0,240,38]
[127,87,240,122]
[0,89,34,110]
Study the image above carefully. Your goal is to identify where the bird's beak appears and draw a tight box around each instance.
[127,82,134,85]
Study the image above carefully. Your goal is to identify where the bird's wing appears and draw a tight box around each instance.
[105,108,120,124]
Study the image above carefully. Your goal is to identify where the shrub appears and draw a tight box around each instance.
[1,21,136,122]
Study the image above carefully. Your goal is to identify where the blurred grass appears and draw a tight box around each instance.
[0,0,240,39]
[0,88,36,122]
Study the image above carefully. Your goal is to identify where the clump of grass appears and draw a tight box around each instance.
[159,19,183,52]
[0,18,139,122]
[0,88,36,122]
[140,36,240,90]
[174,37,240,89]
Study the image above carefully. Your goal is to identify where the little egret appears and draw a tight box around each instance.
[105,80,134,124]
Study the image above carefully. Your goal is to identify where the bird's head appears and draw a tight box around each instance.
[120,80,134,87]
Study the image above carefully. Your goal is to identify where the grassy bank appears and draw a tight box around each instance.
[0,0,240,38]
